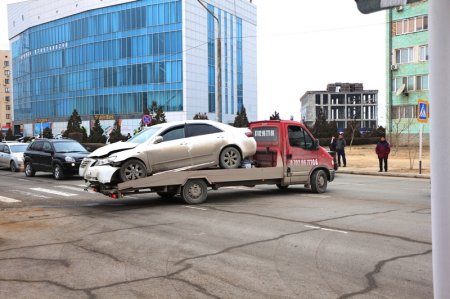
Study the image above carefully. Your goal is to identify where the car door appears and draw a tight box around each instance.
[285,125,319,183]
[40,141,54,172]
[147,125,191,172]
[0,144,5,167]
[27,141,44,171]
[185,123,226,165]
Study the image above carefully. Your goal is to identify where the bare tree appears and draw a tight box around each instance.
[390,116,409,155]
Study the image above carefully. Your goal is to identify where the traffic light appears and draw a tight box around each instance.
[355,0,421,14]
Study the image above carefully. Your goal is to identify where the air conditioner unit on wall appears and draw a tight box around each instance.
[396,5,404,12]
[391,64,399,71]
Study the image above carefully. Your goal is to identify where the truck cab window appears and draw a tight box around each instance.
[288,126,314,150]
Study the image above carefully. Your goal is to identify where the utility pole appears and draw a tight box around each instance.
[197,0,222,123]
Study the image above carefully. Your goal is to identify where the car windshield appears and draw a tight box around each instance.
[127,127,161,144]
[10,144,28,152]
[53,141,87,153]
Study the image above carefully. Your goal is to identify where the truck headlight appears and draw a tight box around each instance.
[65,156,76,163]
[96,155,117,166]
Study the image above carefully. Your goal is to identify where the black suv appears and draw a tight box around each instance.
[24,139,89,180]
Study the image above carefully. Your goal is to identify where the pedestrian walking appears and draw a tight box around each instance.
[336,133,346,167]
[376,136,390,172]
[126,133,132,140]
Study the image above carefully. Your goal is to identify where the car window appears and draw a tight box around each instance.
[288,126,315,150]
[43,142,52,152]
[161,126,185,142]
[53,141,86,153]
[128,126,160,144]
[10,144,28,152]
[186,124,222,137]
[32,141,44,151]
[4,145,10,153]
[0,144,4,152]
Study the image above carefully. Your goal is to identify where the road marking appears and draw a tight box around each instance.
[18,178,31,182]
[77,184,88,187]
[11,190,51,199]
[30,188,77,197]
[305,194,330,199]
[184,206,207,211]
[56,185,83,192]
[0,196,21,203]
[126,196,138,199]
[222,186,257,191]
[304,225,348,234]
[305,225,321,229]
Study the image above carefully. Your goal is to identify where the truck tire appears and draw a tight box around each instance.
[181,179,208,204]
[310,169,327,193]
[120,159,147,182]
[219,147,241,169]
[53,164,65,180]
[25,162,35,177]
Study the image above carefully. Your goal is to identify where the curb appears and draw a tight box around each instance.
[337,169,430,179]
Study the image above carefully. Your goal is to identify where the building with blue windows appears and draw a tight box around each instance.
[8,0,256,136]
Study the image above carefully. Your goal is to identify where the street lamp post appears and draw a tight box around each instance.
[197,0,222,123]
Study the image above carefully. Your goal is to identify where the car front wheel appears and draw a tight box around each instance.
[10,161,18,172]
[310,169,328,193]
[53,164,65,180]
[119,159,148,182]
[25,162,35,177]
[219,147,242,169]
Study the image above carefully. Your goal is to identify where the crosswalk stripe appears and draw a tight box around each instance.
[30,188,77,197]
[0,196,21,203]
[11,190,51,199]
[57,185,83,192]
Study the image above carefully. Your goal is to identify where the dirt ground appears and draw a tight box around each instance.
[338,144,430,174]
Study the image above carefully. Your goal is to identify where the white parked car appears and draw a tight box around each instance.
[80,120,256,183]
[0,142,28,172]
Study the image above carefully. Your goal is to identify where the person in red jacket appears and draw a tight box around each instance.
[376,136,391,172]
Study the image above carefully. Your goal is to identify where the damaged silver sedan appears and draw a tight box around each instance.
[80,120,256,184]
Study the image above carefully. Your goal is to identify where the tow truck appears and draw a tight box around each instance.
[83,120,335,204]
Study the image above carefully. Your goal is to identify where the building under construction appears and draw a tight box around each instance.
[300,83,378,132]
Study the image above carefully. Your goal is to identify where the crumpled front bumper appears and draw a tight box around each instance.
[79,158,119,184]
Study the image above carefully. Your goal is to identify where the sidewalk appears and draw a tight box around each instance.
[334,145,430,179]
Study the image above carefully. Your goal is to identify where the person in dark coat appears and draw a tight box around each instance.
[336,133,346,167]
[376,136,391,172]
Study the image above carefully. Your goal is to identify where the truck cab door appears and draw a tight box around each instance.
[285,125,319,183]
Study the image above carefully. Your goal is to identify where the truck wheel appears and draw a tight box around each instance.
[25,162,35,177]
[181,179,208,204]
[219,147,241,169]
[120,159,147,182]
[10,161,18,172]
[311,170,327,193]
[53,164,65,180]
[276,184,289,190]
[157,191,177,199]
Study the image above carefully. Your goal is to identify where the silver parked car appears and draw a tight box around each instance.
[80,120,257,183]
[0,142,28,172]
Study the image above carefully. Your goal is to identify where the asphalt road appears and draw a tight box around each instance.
[0,170,432,298]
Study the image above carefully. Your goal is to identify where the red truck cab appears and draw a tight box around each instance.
[249,120,335,191]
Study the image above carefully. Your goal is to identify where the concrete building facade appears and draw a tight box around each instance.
[386,1,429,136]
[8,0,257,137]
[0,50,12,135]
[300,83,378,132]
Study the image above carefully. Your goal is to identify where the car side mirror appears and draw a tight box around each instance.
[154,136,163,144]
[313,139,320,150]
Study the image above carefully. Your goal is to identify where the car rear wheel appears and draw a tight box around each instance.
[310,169,327,193]
[10,161,18,172]
[119,159,148,182]
[53,164,65,180]
[181,179,208,204]
[219,147,242,169]
[25,162,35,177]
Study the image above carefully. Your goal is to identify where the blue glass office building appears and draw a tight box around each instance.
[8,0,257,136]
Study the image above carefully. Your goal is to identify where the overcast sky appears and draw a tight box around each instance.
[0,0,387,125]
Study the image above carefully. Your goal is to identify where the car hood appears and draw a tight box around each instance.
[88,141,138,158]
